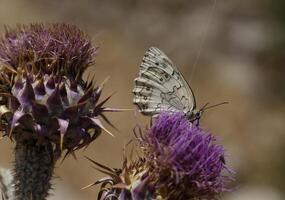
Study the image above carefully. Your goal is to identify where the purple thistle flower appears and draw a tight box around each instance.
[0,23,97,79]
[89,112,233,200]
[0,23,117,200]
[0,29,114,158]
[141,111,233,200]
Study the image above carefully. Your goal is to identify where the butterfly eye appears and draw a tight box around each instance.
[144,96,148,100]
[155,62,159,66]
[159,78,163,82]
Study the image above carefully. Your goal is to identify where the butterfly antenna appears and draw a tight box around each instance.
[190,0,217,82]
[203,101,228,111]
[201,102,210,111]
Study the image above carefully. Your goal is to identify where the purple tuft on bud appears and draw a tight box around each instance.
[0,23,116,200]
[0,23,97,80]
[0,23,116,158]
[141,111,233,199]
[91,112,233,200]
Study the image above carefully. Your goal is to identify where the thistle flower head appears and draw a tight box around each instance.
[0,23,97,79]
[0,67,115,158]
[0,23,115,158]
[91,112,233,199]
[85,156,155,200]
[141,111,233,199]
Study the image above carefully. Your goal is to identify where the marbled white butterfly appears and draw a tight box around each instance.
[133,47,205,122]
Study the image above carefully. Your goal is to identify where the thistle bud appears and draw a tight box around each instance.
[0,23,115,200]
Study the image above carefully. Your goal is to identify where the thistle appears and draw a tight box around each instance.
[91,112,233,200]
[0,23,96,79]
[141,112,233,200]
[84,156,155,200]
[0,23,116,200]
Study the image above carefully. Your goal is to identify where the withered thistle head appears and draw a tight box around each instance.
[0,23,115,158]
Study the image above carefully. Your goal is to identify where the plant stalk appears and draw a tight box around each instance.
[14,139,55,200]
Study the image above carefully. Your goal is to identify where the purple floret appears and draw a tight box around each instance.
[0,23,97,79]
[143,111,233,199]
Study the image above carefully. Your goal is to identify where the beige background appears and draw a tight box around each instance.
[0,0,284,199]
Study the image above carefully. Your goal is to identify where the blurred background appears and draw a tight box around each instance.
[0,0,284,199]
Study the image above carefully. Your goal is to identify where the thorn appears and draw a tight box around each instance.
[88,74,96,88]
[98,76,110,92]
[95,93,115,109]
[84,156,114,173]
[86,73,91,83]
[91,118,114,137]
[60,133,64,151]
[8,128,13,138]
[102,108,134,112]
[100,113,118,131]
[60,150,71,164]
[2,65,17,74]
[57,118,69,151]
[81,182,95,190]
[123,142,128,168]
[112,183,128,190]
[86,73,95,89]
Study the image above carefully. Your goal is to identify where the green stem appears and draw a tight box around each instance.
[14,139,55,200]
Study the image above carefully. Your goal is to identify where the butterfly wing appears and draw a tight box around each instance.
[133,47,196,116]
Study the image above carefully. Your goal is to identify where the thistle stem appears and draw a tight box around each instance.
[14,139,55,200]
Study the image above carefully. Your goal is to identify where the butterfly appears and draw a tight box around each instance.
[133,47,203,122]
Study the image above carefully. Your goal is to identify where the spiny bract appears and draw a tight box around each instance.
[0,65,115,157]
[0,23,115,158]
[85,156,156,200]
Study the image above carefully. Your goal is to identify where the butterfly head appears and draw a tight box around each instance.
[186,109,203,122]
[187,102,229,122]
